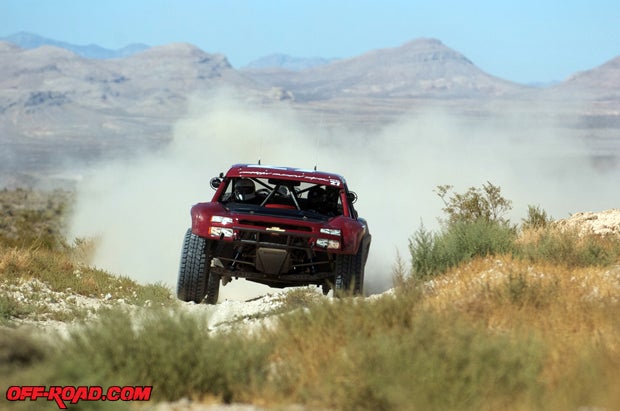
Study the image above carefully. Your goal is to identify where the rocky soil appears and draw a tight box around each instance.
[555,208,620,236]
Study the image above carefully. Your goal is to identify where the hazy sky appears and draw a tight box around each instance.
[2,0,619,84]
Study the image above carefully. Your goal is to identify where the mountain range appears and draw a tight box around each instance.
[243,38,528,100]
[1,32,149,59]
[1,33,619,185]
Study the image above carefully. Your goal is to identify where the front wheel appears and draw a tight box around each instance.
[204,272,220,305]
[333,252,365,296]
[333,235,370,296]
[177,228,219,304]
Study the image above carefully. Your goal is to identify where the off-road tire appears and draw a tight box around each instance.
[204,272,220,305]
[334,247,365,296]
[177,228,215,303]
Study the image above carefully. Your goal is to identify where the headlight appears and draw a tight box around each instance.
[209,227,234,238]
[211,215,233,224]
[320,228,341,236]
[316,238,340,249]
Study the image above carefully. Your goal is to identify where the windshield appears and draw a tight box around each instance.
[217,177,345,219]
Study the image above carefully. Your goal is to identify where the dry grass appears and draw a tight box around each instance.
[2,187,620,410]
[0,188,71,249]
[419,255,620,409]
[0,188,173,325]
[4,251,620,410]
[0,244,170,302]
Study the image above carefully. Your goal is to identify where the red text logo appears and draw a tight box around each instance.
[5,385,152,409]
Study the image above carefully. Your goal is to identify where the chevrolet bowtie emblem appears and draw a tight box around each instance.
[266,226,286,232]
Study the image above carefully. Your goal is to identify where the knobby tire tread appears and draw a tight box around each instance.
[334,243,365,295]
[177,228,209,303]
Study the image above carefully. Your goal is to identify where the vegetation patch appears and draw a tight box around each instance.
[1,186,620,410]
[0,189,173,327]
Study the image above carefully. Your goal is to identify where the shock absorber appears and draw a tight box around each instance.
[229,246,244,270]
[305,249,317,274]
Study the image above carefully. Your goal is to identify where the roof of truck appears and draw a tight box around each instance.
[225,164,347,188]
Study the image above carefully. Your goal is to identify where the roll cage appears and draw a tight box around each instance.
[213,176,359,220]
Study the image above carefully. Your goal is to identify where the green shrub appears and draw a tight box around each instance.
[435,182,512,226]
[410,183,619,281]
[42,308,271,403]
[0,294,33,325]
[516,228,620,267]
[522,204,553,229]
[408,223,442,280]
[408,182,517,280]
[409,219,517,280]
[442,218,516,261]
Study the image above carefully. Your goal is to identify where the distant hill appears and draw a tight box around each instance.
[0,40,273,115]
[243,53,338,71]
[243,38,528,100]
[0,41,279,176]
[552,55,620,100]
[1,31,149,59]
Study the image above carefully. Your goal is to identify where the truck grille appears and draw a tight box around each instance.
[238,220,312,232]
[234,226,313,251]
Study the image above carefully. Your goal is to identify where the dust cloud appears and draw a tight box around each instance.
[69,88,619,299]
